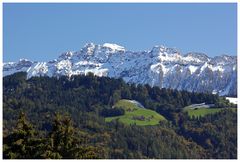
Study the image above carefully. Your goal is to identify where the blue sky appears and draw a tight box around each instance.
[3,3,237,62]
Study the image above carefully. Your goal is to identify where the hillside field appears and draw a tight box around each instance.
[105,99,166,126]
[184,107,237,118]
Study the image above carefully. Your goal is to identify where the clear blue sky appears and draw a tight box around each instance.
[3,3,237,62]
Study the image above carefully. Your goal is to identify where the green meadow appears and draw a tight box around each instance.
[105,99,166,126]
[184,107,237,118]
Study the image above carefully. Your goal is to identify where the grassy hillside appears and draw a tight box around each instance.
[105,99,166,126]
[184,107,237,118]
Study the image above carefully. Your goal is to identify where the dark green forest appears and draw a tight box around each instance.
[3,72,237,159]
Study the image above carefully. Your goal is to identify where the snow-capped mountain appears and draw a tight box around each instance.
[3,43,237,96]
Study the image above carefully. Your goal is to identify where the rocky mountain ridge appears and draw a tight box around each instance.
[3,43,237,96]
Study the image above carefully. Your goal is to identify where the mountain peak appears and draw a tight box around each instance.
[59,51,73,60]
[81,43,125,55]
[102,43,125,52]
[19,58,32,63]
[3,43,237,96]
[84,42,95,48]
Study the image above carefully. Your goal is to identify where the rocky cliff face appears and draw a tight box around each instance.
[3,43,237,96]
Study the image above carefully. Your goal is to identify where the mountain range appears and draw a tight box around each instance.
[3,43,237,96]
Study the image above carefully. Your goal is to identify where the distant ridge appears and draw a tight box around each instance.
[3,43,237,96]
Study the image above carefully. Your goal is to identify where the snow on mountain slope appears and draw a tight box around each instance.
[3,43,237,96]
[102,43,125,52]
[226,97,238,105]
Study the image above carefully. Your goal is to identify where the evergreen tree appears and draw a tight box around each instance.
[43,113,99,159]
[3,112,43,159]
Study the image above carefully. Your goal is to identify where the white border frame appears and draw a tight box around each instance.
[0,0,239,161]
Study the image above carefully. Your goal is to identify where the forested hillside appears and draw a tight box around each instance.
[3,72,237,159]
